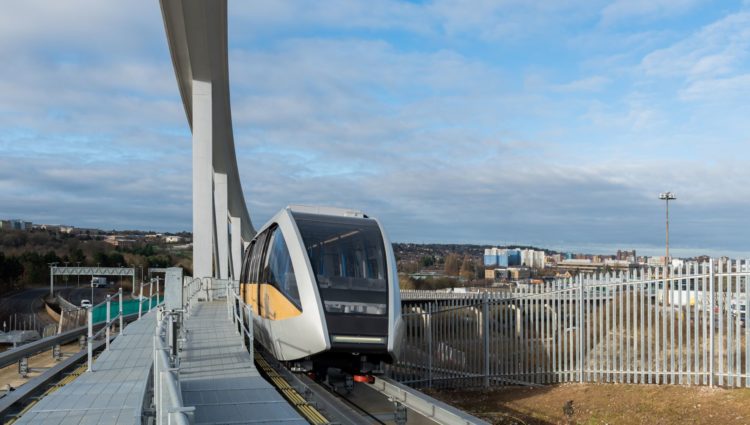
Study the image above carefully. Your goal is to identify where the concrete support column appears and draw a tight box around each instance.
[214,172,229,279]
[230,216,242,280]
[192,79,213,279]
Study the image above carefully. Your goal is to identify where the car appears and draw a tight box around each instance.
[80,299,92,308]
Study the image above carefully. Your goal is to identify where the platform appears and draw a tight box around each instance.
[13,311,155,425]
[179,301,306,425]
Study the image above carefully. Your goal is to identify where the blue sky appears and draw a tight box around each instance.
[1,0,750,257]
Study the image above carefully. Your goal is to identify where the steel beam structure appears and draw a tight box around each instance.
[160,0,255,280]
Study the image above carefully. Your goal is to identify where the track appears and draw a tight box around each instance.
[255,348,467,425]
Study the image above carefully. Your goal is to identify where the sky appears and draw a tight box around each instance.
[1,0,750,258]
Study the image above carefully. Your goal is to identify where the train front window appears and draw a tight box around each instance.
[293,212,388,316]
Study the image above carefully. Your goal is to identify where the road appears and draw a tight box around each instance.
[0,285,117,333]
[0,288,54,332]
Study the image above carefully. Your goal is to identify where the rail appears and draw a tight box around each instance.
[153,307,193,425]
[368,376,490,425]
[182,277,204,317]
[138,277,163,319]
[225,280,252,352]
[86,288,124,372]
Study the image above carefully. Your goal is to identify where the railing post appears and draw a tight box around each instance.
[578,273,584,383]
[149,279,154,311]
[119,287,124,334]
[87,307,93,372]
[106,295,111,351]
[139,280,144,319]
[427,302,433,388]
[153,332,160,421]
[227,283,232,320]
[238,296,245,349]
[208,278,213,302]
[709,258,715,387]
[483,292,490,388]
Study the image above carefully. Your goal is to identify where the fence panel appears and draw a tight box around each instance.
[395,260,750,389]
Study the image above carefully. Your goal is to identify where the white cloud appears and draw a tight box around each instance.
[640,11,750,80]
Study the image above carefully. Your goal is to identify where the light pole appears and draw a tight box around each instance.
[659,192,676,304]
[76,262,81,287]
[48,262,58,297]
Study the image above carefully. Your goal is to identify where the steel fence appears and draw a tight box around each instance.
[392,258,750,389]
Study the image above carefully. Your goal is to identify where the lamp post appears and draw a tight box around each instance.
[48,262,58,297]
[659,192,676,304]
[76,262,81,287]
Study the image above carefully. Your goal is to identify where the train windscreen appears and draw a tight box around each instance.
[292,212,388,316]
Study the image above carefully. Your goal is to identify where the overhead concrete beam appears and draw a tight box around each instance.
[160,0,256,278]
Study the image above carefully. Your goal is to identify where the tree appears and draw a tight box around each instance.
[444,254,460,276]
[459,256,476,280]
[419,255,435,269]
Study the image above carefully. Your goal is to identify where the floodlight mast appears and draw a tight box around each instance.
[659,192,676,305]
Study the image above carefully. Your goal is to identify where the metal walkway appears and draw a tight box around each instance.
[179,302,306,425]
[13,311,155,425]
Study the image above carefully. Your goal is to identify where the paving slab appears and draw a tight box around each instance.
[180,302,306,425]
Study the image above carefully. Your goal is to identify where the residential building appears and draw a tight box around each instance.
[0,219,32,230]
[520,249,546,269]
[483,248,521,267]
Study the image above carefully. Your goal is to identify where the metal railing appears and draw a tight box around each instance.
[87,288,124,372]
[226,281,253,352]
[138,277,162,319]
[394,259,750,389]
[153,307,194,425]
[182,277,204,317]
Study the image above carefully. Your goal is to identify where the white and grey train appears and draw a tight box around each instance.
[239,205,404,376]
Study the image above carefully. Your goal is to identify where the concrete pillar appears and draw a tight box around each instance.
[230,216,242,280]
[214,172,229,279]
[192,80,213,279]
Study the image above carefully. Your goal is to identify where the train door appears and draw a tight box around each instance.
[259,225,304,358]
[249,231,272,348]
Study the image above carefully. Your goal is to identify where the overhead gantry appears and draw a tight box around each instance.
[160,0,254,280]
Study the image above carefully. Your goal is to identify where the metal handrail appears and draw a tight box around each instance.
[153,307,193,425]
[182,277,204,317]
[138,277,163,319]
[226,282,253,351]
[87,288,125,372]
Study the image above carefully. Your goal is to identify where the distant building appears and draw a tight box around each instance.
[647,256,666,267]
[483,248,521,267]
[59,225,76,234]
[520,249,546,269]
[105,235,137,248]
[508,267,530,280]
[0,219,32,231]
[617,249,637,262]
[485,268,510,281]
[165,235,184,243]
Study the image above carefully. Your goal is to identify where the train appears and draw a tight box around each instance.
[239,205,403,378]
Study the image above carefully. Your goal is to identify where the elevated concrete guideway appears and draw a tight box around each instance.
[160,0,254,281]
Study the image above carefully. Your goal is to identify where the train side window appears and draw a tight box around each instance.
[249,231,268,283]
[263,227,301,308]
[241,242,253,283]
